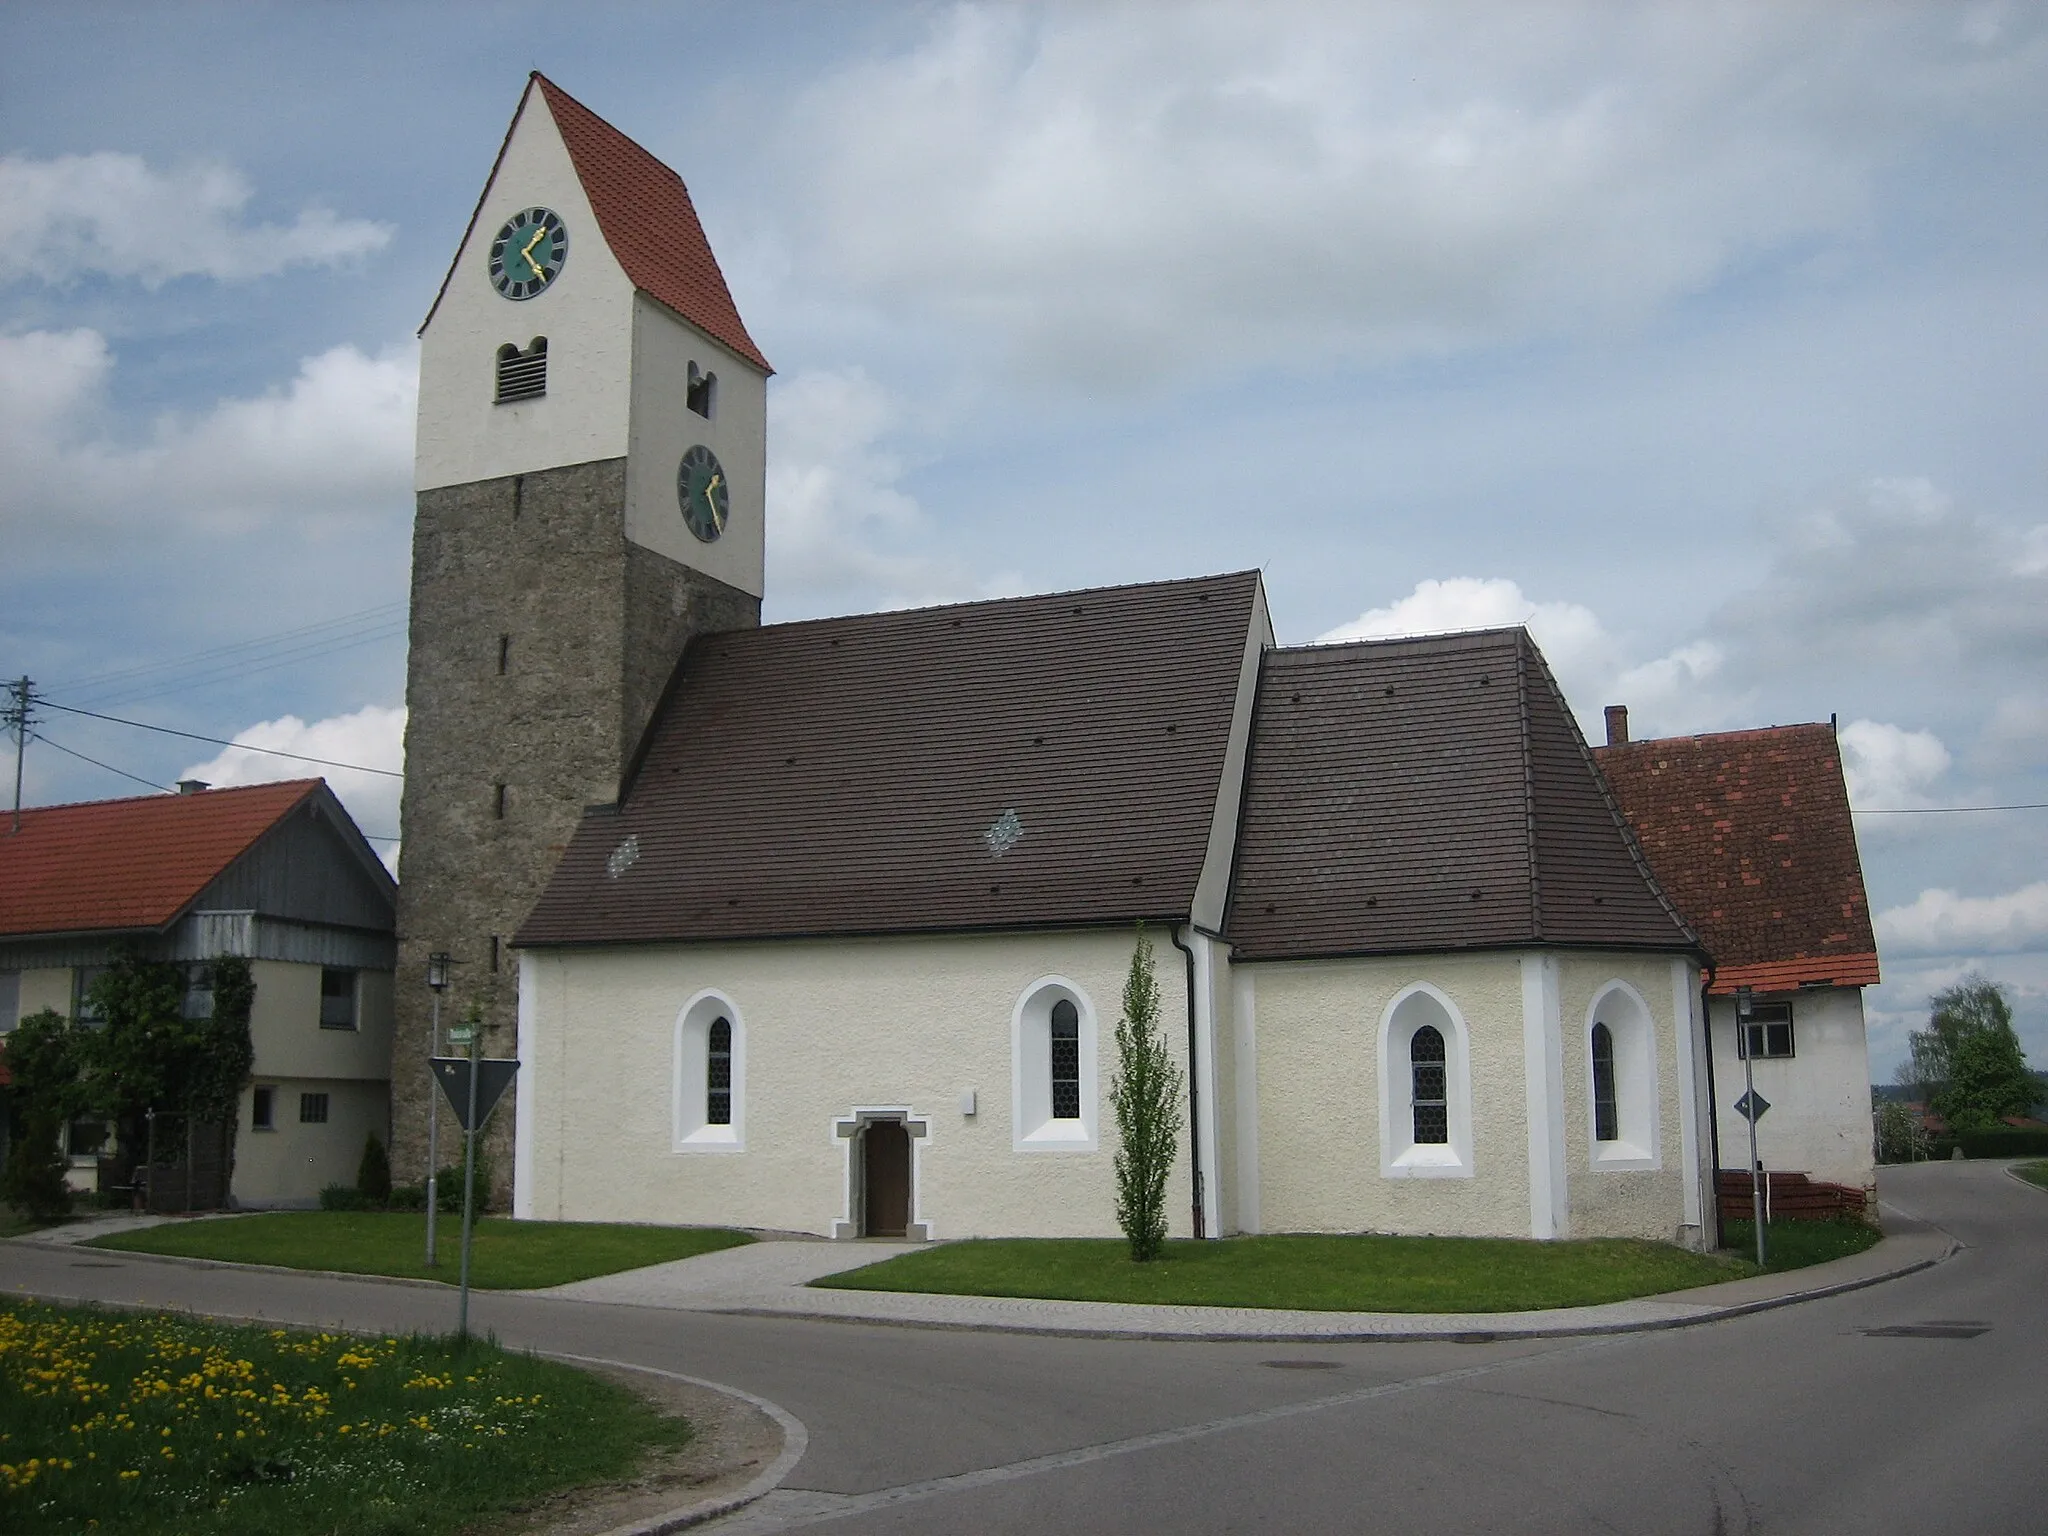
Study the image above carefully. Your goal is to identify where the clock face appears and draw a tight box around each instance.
[488,207,568,300]
[677,445,729,543]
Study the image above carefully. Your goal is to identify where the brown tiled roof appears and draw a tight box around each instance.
[423,75,771,373]
[516,572,1263,947]
[0,780,322,939]
[1226,629,1695,961]
[1594,723,1879,994]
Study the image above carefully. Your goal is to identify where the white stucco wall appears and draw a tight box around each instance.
[1710,987,1874,1191]
[247,961,393,1082]
[1246,952,1534,1238]
[416,88,636,492]
[623,295,767,598]
[232,1079,390,1208]
[515,927,1197,1239]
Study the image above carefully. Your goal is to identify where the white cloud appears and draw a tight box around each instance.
[1,152,392,287]
[781,2,2034,386]
[1839,719,1951,809]
[1875,882,2048,955]
[180,704,405,873]
[765,367,1017,611]
[0,329,415,548]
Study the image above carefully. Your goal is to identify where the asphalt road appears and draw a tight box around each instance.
[4,1160,2041,1534]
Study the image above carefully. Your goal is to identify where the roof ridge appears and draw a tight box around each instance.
[6,777,323,819]
[1595,720,1837,753]
[1276,624,1530,659]
[744,570,1266,638]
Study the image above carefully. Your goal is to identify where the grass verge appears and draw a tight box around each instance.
[1718,1218,1881,1273]
[86,1213,752,1289]
[0,1300,687,1535]
[2011,1160,2048,1191]
[819,1233,1758,1312]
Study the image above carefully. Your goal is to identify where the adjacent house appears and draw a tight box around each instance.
[0,778,396,1207]
[1593,711,1879,1200]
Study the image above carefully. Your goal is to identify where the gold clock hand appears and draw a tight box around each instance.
[521,227,548,279]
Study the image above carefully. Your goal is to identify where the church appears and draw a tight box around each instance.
[397,75,1716,1250]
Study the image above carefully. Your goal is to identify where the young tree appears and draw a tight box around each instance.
[1917,975,2034,1133]
[0,1008,85,1220]
[1109,929,1183,1263]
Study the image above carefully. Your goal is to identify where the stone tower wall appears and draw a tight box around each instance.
[391,455,759,1198]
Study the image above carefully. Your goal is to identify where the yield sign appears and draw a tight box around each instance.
[1733,1089,1771,1124]
[431,1057,520,1133]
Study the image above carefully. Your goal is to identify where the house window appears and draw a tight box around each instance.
[299,1092,329,1125]
[1591,1022,1619,1142]
[320,968,358,1029]
[1050,999,1081,1120]
[707,1017,733,1126]
[181,963,214,1020]
[1410,1026,1448,1144]
[0,970,18,1033]
[73,965,111,1026]
[1737,1003,1795,1059]
[686,361,717,418]
[673,992,744,1151]
[1379,985,1473,1178]
[1012,979,1099,1151]
[252,1087,275,1131]
[66,1118,109,1159]
[495,337,547,402]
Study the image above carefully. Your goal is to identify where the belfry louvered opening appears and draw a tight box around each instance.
[495,337,548,402]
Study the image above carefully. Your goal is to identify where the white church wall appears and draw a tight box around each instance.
[514,926,1195,1239]
[623,294,767,599]
[1557,954,1691,1242]
[1709,987,1874,1193]
[1245,952,1534,1238]
[417,88,636,493]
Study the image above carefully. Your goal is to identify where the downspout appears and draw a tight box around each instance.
[1171,925,1206,1239]
[1699,962,1724,1250]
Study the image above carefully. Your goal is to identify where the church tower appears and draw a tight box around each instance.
[393,74,771,1191]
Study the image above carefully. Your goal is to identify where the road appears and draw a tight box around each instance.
[3,1160,2041,1533]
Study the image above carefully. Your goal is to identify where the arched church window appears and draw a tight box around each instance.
[1050,999,1080,1120]
[707,1017,732,1126]
[687,361,717,419]
[496,337,547,402]
[1591,1022,1619,1142]
[1410,1025,1448,1145]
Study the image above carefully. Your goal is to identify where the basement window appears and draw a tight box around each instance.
[495,338,547,402]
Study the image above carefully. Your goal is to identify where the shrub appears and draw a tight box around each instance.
[1955,1126,2048,1158]
[356,1132,391,1203]
[317,1183,372,1212]
[1109,929,1182,1263]
[386,1183,426,1212]
[1,1113,75,1221]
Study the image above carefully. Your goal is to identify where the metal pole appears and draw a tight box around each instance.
[8,677,32,836]
[425,985,442,1266]
[1739,987,1765,1270]
[457,1022,481,1341]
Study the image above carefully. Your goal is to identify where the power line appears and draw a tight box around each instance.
[52,601,408,702]
[37,698,405,779]
[29,731,170,794]
[1856,802,2048,815]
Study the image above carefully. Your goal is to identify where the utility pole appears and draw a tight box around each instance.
[6,676,35,835]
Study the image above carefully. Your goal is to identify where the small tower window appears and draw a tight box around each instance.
[496,337,547,402]
[686,361,717,419]
[497,634,510,675]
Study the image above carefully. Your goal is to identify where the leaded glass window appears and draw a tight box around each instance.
[1410,1025,1448,1145]
[1050,999,1081,1120]
[1591,1022,1619,1142]
[707,1017,733,1126]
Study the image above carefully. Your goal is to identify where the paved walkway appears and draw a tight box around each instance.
[531,1202,1956,1342]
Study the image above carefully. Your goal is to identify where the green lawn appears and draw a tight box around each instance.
[84,1213,751,1289]
[0,1299,687,1535]
[819,1232,1761,1313]
[1720,1218,1881,1273]
[2011,1160,2048,1190]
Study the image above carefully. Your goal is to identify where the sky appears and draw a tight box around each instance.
[3,1,2044,1079]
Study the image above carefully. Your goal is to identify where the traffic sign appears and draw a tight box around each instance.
[431,1057,519,1132]
[1733,1089,1770,1123]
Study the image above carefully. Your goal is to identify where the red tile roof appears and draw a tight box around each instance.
[422,75,770,373]
[0,780,322,940]
[1593,724,1879,994]
[532,75,771,374]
